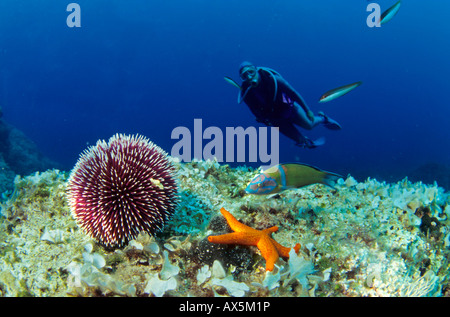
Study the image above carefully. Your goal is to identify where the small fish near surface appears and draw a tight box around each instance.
[380,0,402,25]
[319,81,362,103]
[245,163,343,195]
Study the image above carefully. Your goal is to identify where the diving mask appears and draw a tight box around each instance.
[240,66,259,86]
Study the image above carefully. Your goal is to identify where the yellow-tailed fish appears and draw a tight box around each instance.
[380,0,401,25]
[245,163,342,195]
[319,81,362,103]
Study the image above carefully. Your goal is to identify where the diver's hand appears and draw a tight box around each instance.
[307,110,315,122]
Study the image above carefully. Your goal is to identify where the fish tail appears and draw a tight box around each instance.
[321,172,343,189]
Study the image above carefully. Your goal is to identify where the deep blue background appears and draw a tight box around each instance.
[0,0,449,183]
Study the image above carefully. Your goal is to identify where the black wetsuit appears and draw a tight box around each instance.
[241,68,320,146]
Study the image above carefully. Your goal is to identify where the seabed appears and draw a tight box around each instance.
[0,158,449,297]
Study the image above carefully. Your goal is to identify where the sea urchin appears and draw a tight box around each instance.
[66,133,178,248]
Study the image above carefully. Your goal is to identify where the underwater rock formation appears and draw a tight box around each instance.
[0,118,60,193]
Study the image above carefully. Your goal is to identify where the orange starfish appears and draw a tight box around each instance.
[208,207,301,271]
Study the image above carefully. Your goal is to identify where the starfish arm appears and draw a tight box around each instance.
[257,236,279,271]
[270,239,300,259]
[208,232,261,246]
[262,226,279,235]
[220,207,258,233]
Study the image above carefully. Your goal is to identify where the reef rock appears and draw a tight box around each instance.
[0,118,60,193]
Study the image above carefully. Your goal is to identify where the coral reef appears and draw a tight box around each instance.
[0,158,449,297]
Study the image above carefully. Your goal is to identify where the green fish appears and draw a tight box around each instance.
[245,163,342,195]
[319,81,362,103]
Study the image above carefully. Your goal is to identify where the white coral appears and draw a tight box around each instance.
[160,250,180,280]
[285,249,315,289]
[262,267,281,290]
[144,274,177,297]
[144,250,180,297]
[40,229,66,244]
[196,265,211,284]
[211,276,249,297]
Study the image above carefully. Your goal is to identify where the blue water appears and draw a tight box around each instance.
[0,0,449,184]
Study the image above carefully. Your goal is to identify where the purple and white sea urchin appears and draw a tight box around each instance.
[66,133,178,248]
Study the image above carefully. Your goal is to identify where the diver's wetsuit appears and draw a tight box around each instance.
[240,67,326,148]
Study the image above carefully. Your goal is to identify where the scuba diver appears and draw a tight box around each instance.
[225,61,342,148]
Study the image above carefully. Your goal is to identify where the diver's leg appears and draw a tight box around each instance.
[291,102,342,130]
[274,121,306,144]
[291,102,324,130]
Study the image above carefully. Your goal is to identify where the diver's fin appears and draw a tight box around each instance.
[318,112,342,130]
[297,137,326,149]
[313,137,325,146]
[321,171,343,189]
[224,76,241,89]
[323,119,342,130]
